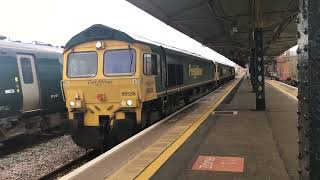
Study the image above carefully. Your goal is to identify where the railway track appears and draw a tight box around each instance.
[38,150,100,180]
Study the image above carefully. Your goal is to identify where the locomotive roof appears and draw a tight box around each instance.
[65,24,232,66]
[64,24,136,51]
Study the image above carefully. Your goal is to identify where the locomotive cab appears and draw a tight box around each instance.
[63,38,157,149]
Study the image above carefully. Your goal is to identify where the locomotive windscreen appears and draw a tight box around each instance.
[104,49,136,76]
[67,52,98,78]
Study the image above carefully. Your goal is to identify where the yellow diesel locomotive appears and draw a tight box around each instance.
[62,24,235,149]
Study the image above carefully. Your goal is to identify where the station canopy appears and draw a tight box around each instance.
[127,0,298,67]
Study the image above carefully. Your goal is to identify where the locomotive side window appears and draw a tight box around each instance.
[143,54,157,75]
[104,49,136,76]
[212,63,216,78]
[223,68,227,76]
[167,64,176,87]
[219,67,223,76]
[176,64,183,85]
[167,64,183,87]
[20,57,34,84]
[67,52,97,78]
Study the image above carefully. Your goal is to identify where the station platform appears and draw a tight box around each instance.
[61,78,298,180]
[150,79,298,180]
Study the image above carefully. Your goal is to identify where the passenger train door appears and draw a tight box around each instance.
[17,55,40,112]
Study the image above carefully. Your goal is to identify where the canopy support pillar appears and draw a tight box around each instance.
[297,0,320,179]
[254,28,265,110]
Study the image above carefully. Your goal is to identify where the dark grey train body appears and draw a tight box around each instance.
[140,40,235,97]
[0,40,65,141]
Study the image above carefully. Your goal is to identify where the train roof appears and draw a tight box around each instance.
[64,24,135,51]
[0,40,63,54]
[64,24,233,67]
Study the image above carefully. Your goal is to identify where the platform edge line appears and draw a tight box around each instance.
[266,80,298,101]
[273,80,298,90]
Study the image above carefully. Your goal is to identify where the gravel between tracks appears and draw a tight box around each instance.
[0,135,87,180]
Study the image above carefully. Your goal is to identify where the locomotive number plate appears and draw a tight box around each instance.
[120,89,137,97]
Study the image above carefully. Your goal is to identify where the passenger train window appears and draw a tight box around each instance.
[143,54,157,75]
[20,58,34,84]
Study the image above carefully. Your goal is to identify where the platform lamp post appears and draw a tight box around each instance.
[254,28,265,110]
[297,0,320,180]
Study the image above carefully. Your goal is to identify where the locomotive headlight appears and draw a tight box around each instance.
[120,100,134,107]
[75,100,82,107]
[69,100,82,108]
[120,100,127,106]
[96,41,103,49]
[69,100,76,107]
[126,99,133,106]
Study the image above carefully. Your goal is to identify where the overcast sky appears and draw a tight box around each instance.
[1,0,238,65]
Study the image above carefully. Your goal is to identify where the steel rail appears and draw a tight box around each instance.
[38,150,100,180]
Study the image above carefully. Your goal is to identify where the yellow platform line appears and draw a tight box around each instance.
[135,78,241,180]
[266,80,298,101]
